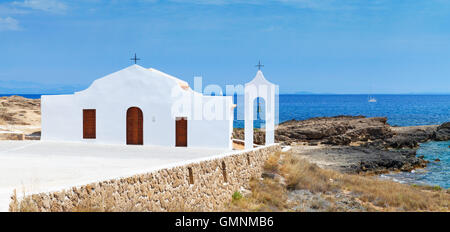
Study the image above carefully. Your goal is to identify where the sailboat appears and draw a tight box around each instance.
[368,82,377,103]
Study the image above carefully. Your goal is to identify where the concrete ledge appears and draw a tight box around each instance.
[10,144,280,212]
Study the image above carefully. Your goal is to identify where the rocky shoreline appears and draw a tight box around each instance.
[233,116,450,174]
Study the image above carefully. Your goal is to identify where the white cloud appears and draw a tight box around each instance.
[0,17,20,31]
[12,0,68,14]
[0,4,29,15]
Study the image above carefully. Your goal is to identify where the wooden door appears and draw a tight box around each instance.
[83,109,96,139]
[127,107,143,145]
[176,117,187,147]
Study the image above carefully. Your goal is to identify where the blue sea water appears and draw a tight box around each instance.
[381,141,450,189]
[0,94,42,99]
[234,94,450,128]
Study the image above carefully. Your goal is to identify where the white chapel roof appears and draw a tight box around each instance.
[246,70,275,87]
[147,68,190,90]
[75,65,192,95]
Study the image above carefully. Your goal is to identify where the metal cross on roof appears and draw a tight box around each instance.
[255,60,264,70]
[130,53,141,64]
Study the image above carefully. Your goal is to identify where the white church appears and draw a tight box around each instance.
[41,64,276,150]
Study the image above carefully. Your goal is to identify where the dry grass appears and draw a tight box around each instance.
[263,152,281,173]
[9,189,39,212]
[228,152,290,212]
[283,153,449,211]
[228,178,288,212]
[229,151,450,212]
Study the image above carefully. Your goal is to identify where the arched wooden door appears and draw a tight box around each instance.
[127,107,143,145]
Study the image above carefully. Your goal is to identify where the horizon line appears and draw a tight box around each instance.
[1,93,450,96]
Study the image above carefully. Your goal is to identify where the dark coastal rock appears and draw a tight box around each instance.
[355,147,425,173]
[434,122,450,141]
[27,131,41,136]
[385,138,418,149]
[234,118,448,149]
[233,116,394,146]
[387,125,439,149]
[387,122,449,146]
[293,145,427,174]
[322,135,352,146]
[234,117,449,147]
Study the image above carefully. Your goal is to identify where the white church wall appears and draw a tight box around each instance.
[189,119,232,149]
[187,94,233,149]
[41,65,233,149]
[73,66,179,146]
[41,94,81,141]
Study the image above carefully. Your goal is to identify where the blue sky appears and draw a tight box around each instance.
[0,0,450,94]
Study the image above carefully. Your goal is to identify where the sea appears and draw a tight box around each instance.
[2,94,449,188]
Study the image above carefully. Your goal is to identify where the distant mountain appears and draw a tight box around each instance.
[293,91,317,95]
[282,91,336,95]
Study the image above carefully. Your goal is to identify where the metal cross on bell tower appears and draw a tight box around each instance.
[130,53,141,64]
[255,60,264,70]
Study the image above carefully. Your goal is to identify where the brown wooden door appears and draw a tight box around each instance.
[176,117,187,147]
[127,107,143,145]
[83,109,96,139]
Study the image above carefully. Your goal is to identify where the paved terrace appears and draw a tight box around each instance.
[0,141,231,211]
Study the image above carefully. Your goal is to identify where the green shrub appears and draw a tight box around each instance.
[232,191,243,201]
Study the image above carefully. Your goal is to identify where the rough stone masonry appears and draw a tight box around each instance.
[9,144,280,212]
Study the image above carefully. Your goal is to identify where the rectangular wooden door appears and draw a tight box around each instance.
[83,109,96,139]
[176,117,187,147]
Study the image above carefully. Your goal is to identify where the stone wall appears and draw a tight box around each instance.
[10,144,280,212]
